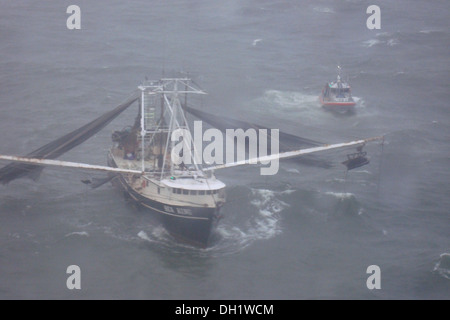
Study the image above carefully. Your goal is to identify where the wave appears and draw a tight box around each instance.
[249,89,325,125]
[362,39,382,48]
[280,189,296,195]
[232,188,287,240]
[394,71,406,77]
[353,170,372,175]
[252,89,368,120]
[252,39,262,46]
[387,39,398,47]
[137,230,152,242]
[325,191,355,200]
[419,29,443,34]
[320,191,362,218]
[325,178,346,183]
[213,188,288,253]
[433,253,450,280]
[362,32,399,48]
[65,231,89,237]
[137,226,170,244]
[313,6,334,14]
[352,96,366,110]
[363,28,448,50]
[261,90,319,109]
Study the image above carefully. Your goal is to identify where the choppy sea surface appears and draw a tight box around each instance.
[0,0,449,299]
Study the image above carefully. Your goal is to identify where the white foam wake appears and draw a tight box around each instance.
[362,33,399,48]
[65,231,89,237]
[137,230,151,242]
[137,226,169,243]
[134,189,291,254]
[419,29,441,34]
[248,188,288,238]
[252,39,262,46]
[325,192,355,200]
[216,188,288,249]
[433,253,450,280]
[353,170,372,175]
[362,39,382,48]
[387,39,398,46]
[261,90,319,108]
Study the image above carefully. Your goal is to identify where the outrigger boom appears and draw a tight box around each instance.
[0,155,143,175]
[0,136,383,175]
[204,136,384,171]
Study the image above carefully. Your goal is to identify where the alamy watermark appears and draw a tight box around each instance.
[67,4,380,30]
[67,4,381,31]
[66,265,81,290]
[366,5,381,30]
[171,121,280,176]
[366,265,381,290]
[66,5,81,30]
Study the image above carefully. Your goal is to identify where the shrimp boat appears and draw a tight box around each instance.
[319,66,356,113]
[107,78,226,246]
[0,77,382,247]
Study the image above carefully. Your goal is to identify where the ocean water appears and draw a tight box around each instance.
[0,0,449,299]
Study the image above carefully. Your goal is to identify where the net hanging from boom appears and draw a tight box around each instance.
[0,91,139,184]
[183,104,334,168]
[183,104,322,149]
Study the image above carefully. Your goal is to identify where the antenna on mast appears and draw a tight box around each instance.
[337,65,342,82]
[162,21,166,78]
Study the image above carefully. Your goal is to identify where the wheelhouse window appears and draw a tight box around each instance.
[183,189,189,195]
[190,190,197,195]
[199,190,205,195]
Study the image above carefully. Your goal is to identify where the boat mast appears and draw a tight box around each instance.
[157,78,206,178]
[137,78,206,179]
[169,80,178,177]
[160,97,174,180]
[140,87,145,172]
[138,81,161,173]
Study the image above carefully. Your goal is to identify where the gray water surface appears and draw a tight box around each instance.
[0,0,449,299]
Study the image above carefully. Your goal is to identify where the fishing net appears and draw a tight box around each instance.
[0,92,139,184]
